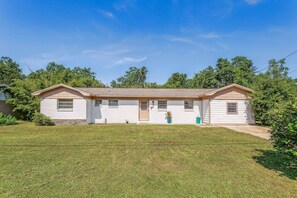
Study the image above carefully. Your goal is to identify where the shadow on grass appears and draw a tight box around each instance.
[253,149,297,180]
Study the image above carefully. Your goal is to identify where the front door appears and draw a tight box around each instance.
[139,100,149,121]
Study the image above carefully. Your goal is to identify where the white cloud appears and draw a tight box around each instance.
[170,37,196,44]
[199,32,222,39]
[244,0,262,5]
[21,53,72,67]
[97,9,115,19]
[115,57,147,65]
[81,48,132,56]
[113,0,136,11]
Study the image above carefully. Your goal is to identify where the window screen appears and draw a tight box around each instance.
[57,99,73,110]
[227,103,237,114]
[184,100,194,109]
[108,100,118,107]
[158,101,167,109]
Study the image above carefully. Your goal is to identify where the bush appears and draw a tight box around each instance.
[0,113,16,125]
[33,112,54,126]
[269,102,297,167]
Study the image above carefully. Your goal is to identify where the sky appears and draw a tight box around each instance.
[0,0,297,85]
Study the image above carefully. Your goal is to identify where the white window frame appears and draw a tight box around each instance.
[184,100,194,110]
[158,100,167,111]
[57,99,73,112]
[227,102,238,114]
[108,100,118,108]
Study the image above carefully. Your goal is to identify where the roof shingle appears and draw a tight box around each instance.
[76,88,214,98]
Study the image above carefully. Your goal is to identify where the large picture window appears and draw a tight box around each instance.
[108,100,118,107]
[227,102,237,114]
[184,100,194,109]
[158,101,167,109]
[57,99,73,111]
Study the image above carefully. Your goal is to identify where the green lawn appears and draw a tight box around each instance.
[0,123,296,197]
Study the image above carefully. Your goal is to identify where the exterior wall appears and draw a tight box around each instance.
[0,101,13,115]
[149,100,201,124]
[89,99,201,124]
[91,99,139,124]
[0,88,12,115]
[210,100,254,124]
[40,98,87,120]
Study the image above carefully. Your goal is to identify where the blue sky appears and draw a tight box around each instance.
[0,0,296,84]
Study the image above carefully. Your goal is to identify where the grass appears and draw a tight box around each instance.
[0,123,296,197]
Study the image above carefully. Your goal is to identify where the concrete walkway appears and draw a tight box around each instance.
[218,125,271,140]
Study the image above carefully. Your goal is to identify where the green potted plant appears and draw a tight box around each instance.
[165,111,172,124]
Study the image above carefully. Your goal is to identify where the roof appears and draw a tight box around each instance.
[76,88,213,98]
[204,83,253,96]
[32,83,253,99]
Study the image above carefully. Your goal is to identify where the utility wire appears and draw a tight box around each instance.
[256,49,297,73]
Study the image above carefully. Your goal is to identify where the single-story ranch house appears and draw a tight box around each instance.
[32,83,254,125]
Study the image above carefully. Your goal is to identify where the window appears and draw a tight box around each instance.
[227,102,237,114]
[108,100,118,107]
[184,100,194,110]
[158,101,167,109]
[57,99,73,111]
[95,100,102,107]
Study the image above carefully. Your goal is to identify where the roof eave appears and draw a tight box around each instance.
[32,84,91,97]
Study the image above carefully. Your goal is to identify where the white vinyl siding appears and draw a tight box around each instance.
[158,101,167,110]
[210,100,254,124]
[41,98,87,120]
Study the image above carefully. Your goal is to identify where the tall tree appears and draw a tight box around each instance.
[232,56,256,87]
[7,62,105,120]
[251,59,297,125]
[0,57,24,85]
[215,58,234,87]
[111,66,148,88]
[191,66,218,88]
[163,73,188,88]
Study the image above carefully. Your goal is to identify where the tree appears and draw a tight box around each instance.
[269,101,297,167]
[163,73,188,88]
[6,79,40,120]
[251,59,297,125]
[111,66,148,88]
[27,62,105,89]
[7,62,105,120]
[191,66,218,88]
[232,56,256,87]
[215,58,234,87]
[0,57,24,85]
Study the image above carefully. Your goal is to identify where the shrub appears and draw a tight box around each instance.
[269,102,297,167]
[33,112,54,126]
[0,113,16,125]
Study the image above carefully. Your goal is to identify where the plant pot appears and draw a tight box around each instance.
[167,117,172,124]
